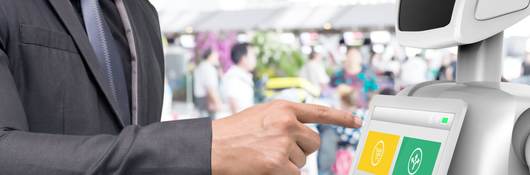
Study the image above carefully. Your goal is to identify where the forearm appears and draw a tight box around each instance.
[0,118,212,175]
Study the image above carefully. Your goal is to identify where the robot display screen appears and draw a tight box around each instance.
[352,96,467,175]
[399,0,456,31]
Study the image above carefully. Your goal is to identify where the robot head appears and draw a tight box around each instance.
[396,0,530,48]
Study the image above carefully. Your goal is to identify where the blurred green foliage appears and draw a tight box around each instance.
[251,32,306,78]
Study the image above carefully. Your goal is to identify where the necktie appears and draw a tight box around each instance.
[81,0,131,124]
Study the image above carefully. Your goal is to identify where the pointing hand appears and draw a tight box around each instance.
[211,100,362,175]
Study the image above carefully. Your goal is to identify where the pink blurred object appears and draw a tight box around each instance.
[195,32,238,72]
[332,148,354,175]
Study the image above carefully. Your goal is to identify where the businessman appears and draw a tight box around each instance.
[0,0,361,174]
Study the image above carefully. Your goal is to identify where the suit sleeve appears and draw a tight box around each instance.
[0,8,211,175]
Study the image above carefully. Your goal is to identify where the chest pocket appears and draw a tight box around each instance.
[16,25,85,134]
[20,24,78,53]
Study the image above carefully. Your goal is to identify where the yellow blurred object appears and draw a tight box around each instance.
[265,77,320,99]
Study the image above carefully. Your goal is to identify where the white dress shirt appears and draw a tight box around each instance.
[193,61,219,98]
[221,66,254,113]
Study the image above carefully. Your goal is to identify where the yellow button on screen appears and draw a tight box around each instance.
[358,131,400,175]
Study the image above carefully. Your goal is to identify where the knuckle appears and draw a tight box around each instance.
[310,136,321,153]
[278,137,294,154]
[299,157,307,167]
[263,160,276,170]
[272,100,291,110]
[302,128,321,154]
[315,134,321,148]
[276,123,290,133]
[277,136,292,147]
[265,153,285,169]
[270,100,284,106]
[315,105,330,116]
[281,116,297,126]
[310,129,321,144]
[275,116,297,131]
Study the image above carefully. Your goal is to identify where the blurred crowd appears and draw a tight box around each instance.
[188,40,459,117]
[188,39,449,175]
[163,34,530,175]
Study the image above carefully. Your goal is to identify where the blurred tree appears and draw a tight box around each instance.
[251,32,306,78]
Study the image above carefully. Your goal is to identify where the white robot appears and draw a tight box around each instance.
[396,0,530,174]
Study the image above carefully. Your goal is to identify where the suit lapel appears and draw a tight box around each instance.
[48,0,126,127]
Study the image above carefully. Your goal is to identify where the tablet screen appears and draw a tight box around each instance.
[352,97,466,175]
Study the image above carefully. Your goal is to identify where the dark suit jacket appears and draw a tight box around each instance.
[0,0,211,174]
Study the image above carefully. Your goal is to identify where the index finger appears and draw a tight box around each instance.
[287,102,362,128]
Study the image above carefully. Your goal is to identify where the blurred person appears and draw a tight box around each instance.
[299,50,330,92]
[385,45,408,76]
[0,1,363,175]
[332,148,354,175]
[331,47,379,109]
[193,49,223,119]
[319,85,358,175]
[360,38,373,65]
[387,56,403,76]
[522,52,530,76]
[317,121,341,175]
[370,53,385,73]
[372,55,401,77]
[337,85,358,112]
[222,43,257,114]
[400,54,429,86]
[379,88,398,96]
[436,54,457,81]
[515,52,530,84]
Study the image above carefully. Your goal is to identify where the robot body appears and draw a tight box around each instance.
[400,82,530,174]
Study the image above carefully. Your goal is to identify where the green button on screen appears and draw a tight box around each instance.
[392,137,441,175]
[441,117,449,124]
